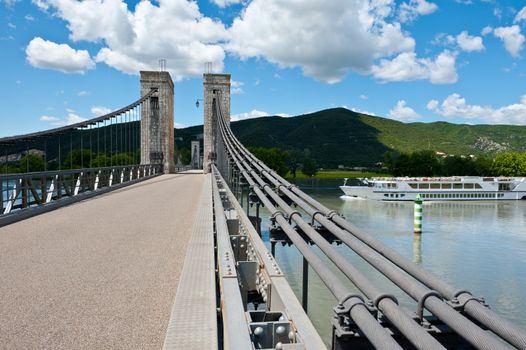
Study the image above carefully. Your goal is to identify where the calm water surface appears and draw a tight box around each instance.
[258,179,526,345]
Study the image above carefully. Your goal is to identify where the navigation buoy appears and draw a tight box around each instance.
[414,194,423,234]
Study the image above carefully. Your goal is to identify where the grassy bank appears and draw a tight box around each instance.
[285,170,391,180]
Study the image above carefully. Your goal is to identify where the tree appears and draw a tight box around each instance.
[90,154,110,168]
[179,148,191,165]
[492,152,526,176]
[248,147,289,176]
[286,149,303,178]
[18,154,45,173]
[301,157,318,177]
[111,153,134,166]
[62,149,95,169]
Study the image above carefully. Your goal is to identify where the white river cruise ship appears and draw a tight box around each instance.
[340,176,526,201]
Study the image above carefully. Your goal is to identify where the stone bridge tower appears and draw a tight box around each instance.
[203,73,230,174]
[140,71,175,173]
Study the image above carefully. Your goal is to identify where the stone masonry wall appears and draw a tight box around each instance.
[140,71,174,173]
[203,74,230,174]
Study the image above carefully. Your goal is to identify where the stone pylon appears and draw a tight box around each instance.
[203,73,230,174]
[140,71,175,173]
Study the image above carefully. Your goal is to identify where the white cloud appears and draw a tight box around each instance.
[359,94,369,100]
[77,90,89,97]
[351,107,377,116]
[1,0,20,6]
[231,109,290,122]
[91,106,112,116]
[35,0,228,80]
[387,100,421,122]
[174,122,186,128]
[456,31,484,52]
[39,115,65,126]
[481,26,493,36]
[67,113,86,125]
[25,37,95,74]
[228,0,415,84]
[211,0,242,8]
[371,50,457,84]
[427,93,526,124]
[398,0,438,23]
[39,115,60,122]
[25,14,34,21]
[515,6,526,23]
[493,25,525,57]
[231,80,244,94]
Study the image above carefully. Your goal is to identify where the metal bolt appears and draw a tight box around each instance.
[276,326,286,335]
[275,342,283,349]
[288,331,295,341]
[253,327,264,336]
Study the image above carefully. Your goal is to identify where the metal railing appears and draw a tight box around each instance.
[212,96,526,349]
[0,164,162,226]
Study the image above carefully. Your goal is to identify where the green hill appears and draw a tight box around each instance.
[175,108,526,168]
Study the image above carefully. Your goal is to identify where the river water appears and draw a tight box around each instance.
[257,179,526,345]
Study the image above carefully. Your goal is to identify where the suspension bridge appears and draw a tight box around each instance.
[1,71,525,350]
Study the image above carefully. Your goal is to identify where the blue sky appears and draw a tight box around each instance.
[1,0,525,137]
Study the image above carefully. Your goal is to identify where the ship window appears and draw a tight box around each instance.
[442,183,452,189]
[430,183,440,189]
[453,183,462,189]
[419,183,430,189]
[475,184,482,189]
[384,194,389,197]
[401,194,405,198]
[409,183,418,189]
[464,183,474,189]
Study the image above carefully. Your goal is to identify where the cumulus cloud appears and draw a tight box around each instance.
[231,109,290,122]
[67,113,86,125]
[515,6,526,23]
[371,50,458,84]
[26,37,95,74]
[427,93,526,124]
[77,90,89,97]
[39,115,65,126]
[359,94,369,100]
[455,31,484,52]
[91,106,112,116]
[1,0,20,7]
[481,26,493,36]
[398,0,438,23]
[387,100,421,122]
[34,0,228,79]
[227,0,415,83]
[493,25,525,57]
[211,0,242,8]
[231,80,244,94]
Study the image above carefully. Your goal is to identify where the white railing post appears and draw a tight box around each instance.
[94,170,101,190]
[74,172,83,196]
[46,175,57,203]
[4,179,22,214]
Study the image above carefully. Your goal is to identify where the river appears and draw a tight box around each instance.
[257,178,526,345]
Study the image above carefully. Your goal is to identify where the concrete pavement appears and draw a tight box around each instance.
[0,173,205,349]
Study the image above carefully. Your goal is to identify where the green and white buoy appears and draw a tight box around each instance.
[414,194,423,233]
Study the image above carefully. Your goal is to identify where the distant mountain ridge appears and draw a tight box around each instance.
[175,108,526,168]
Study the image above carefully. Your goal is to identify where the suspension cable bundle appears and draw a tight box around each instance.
[212,97,526,350]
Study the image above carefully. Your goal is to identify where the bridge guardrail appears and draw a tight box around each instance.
[0,164,162,226]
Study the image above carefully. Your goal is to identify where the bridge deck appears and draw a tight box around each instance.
[0,173,206,349]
